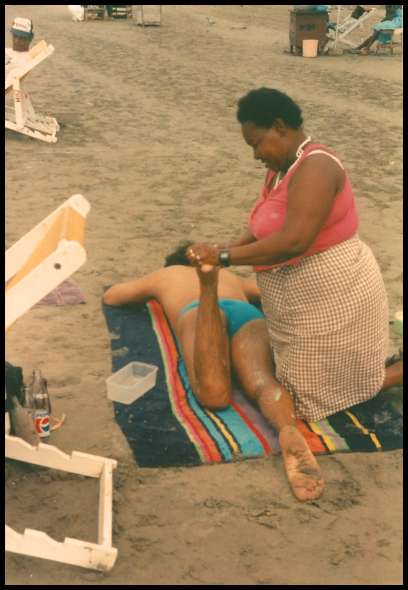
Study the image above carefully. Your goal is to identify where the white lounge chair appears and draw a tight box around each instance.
[5,195,90,333]
[5,40,60,142]
[5,193,89,430]
[5,195,118,571]
[325,7,377,51]
[5,435,118,571]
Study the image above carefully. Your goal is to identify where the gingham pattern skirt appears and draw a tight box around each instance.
[257,235,389,422]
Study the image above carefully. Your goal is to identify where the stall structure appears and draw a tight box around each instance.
[289,9,327,55]
[111,5,132,19]
[84,6,107,21]
[137,5,162,26]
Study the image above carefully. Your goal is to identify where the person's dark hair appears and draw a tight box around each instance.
[352,5,366,19]
[237,88,303,130]
[164,241,194,267]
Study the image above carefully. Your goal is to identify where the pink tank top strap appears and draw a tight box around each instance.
[252,141,359,272]
[286,142,345,178]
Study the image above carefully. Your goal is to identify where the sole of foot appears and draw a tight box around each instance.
[279,426,325,502]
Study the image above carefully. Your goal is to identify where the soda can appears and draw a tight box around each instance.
[35,410,50,437]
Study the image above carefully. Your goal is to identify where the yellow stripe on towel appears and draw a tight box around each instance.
[344,410,382,450]
[307,422,338,452]
[205,409,239,453]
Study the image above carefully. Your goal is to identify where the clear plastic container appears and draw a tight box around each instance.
[106,362,158,404]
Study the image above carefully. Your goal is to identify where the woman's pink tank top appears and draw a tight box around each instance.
[247,143,359,272]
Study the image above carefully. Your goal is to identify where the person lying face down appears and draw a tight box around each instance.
[103,243,325,502]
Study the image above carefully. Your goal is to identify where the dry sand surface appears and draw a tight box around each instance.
[5,5,403,585]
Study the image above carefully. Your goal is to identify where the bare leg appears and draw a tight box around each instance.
[176,264,231,410]
[231,320,324,502]
[354,37,371,51]
[355,30,380,52]
[381,361,403,390]
[361,30,380,53]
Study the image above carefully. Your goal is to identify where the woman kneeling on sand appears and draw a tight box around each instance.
[187,87,403,423]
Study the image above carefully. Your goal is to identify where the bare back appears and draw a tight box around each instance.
[103,266,260,335]
[151,267,259,330]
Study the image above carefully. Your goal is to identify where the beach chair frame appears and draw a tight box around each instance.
[5,434,118,570]
[5,40,60,142]
[5,193,117,570]
[325,7,377,51]
[375,28,403,55]
[5,195,90,333]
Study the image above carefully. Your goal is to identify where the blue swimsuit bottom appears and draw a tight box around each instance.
[178,298,265,338]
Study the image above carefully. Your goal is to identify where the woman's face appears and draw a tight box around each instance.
[241,120,287,172]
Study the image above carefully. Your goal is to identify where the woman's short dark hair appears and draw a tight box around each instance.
[237,88,303,130]
[164,241,194,267]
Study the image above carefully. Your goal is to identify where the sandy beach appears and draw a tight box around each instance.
[5,5,403,585]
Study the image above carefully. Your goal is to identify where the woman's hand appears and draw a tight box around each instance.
[186,244,221,266]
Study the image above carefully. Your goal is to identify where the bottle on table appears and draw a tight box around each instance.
[32,369,51,438]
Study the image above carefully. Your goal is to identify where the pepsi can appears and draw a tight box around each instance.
[32,369,51,438]
[35,410,50,437]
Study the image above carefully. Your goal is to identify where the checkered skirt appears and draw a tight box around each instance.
[257,235,389,421]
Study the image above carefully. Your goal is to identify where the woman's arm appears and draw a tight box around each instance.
[189,154,342,267]
[226,229,258,249]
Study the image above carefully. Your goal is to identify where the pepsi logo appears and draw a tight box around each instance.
[35,414,50,433]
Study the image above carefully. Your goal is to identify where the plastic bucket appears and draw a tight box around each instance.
[302,39,319,57]
[394,311,403,336]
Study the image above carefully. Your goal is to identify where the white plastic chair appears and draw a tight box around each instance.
[5,40,60,142]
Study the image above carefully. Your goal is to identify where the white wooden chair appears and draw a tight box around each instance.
[5,195,118,571]
[5,195,90,334]
[5,436,117,570]
[325,7,377,51]
[375,27,403,55]
[5,40,60,142]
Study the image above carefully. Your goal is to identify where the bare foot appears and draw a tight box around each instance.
[193,260,220,283]
[279,426,324,502]
[200,263,217,274]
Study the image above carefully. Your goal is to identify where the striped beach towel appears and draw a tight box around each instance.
[102,296,403,468]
